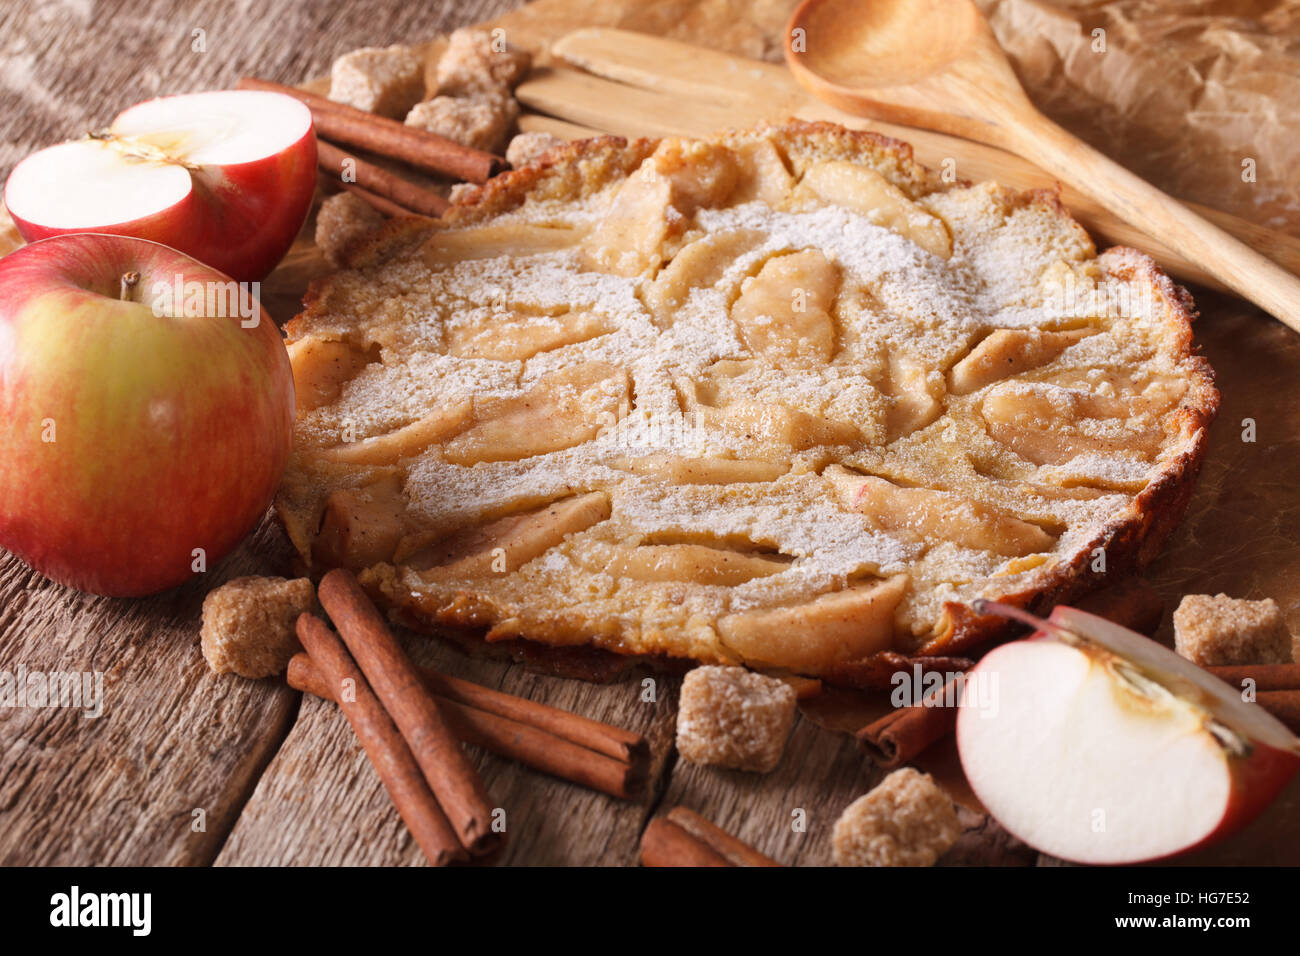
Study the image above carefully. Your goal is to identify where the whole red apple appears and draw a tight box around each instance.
[0,234,295,596]
[4,90,316,282]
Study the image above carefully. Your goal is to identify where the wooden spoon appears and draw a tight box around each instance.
[785,0,1300,333]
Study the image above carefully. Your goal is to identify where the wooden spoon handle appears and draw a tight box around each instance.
[1010,112,1300,333]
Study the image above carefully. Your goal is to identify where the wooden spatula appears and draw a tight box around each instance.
[785,0,1300,333]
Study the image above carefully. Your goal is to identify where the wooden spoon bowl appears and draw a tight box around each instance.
[795,0,980,88]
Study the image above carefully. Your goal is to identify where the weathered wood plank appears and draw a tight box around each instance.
[654,687,1033,867]
[0,520,299,865]
[655,707,874,866]
[216,628,673,865]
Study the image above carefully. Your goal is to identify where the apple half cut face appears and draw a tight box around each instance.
[956,602,1300,865]
[5,90,316,282]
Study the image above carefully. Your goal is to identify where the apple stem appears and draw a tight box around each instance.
[972,599,1079,643]
[120,271,140,301]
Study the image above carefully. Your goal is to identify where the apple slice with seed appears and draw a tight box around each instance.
[957,602,1300,864]
[5,90,316,281]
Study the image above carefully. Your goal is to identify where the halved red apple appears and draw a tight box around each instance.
[956,602,1300,865]
[4,90,316,281]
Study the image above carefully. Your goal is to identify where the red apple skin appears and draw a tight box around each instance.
[1184,737,1300,858]
[0,234,295,596]
[960,630,1300,864]
[6,105,316,283]
[1042,606,1300,859]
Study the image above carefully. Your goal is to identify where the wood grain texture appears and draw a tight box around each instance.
[655,708,875,866]
[0,520,300,865]
[652,711,1033,866]
[216,628,673,866]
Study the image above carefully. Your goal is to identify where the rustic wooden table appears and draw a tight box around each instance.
[2,0,1298,867]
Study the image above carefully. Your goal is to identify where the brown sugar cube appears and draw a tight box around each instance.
[201,576,316,679]
[832,768,962,867]
[435,27,532,96]
[328,44,426,118]
[676,666,796,773]
[506,131,563,168]
[1173,593,1293,666]
[404,92,518,153]
[315,192,387,267]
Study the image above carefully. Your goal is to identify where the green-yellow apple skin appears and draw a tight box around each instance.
[0,234,295,596]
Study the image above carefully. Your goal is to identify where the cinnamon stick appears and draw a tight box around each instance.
[288,654,646,800]
[1207,664,1300,692]
[1258,691,1300,734]
[317,569,499,856]
[342,183,423,219]
[664,808,781,867]
[294,613,465,867]
[319,140,449,217]
[417,668,647,765]
[1201,666,1300,730]
[857,673,963,768]
[640,818,733,867]
[238,77,503,183]
[297,619,646,764]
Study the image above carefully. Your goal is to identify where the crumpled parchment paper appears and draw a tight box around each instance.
[980,0,1300,233]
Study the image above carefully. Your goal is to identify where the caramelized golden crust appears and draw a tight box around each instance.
[924,249,1215,661]
[279,121,1217,685]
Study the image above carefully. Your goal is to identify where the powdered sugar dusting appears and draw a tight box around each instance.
[284,128,1208,655]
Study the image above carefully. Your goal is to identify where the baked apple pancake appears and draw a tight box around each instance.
[277,121,1217,683]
